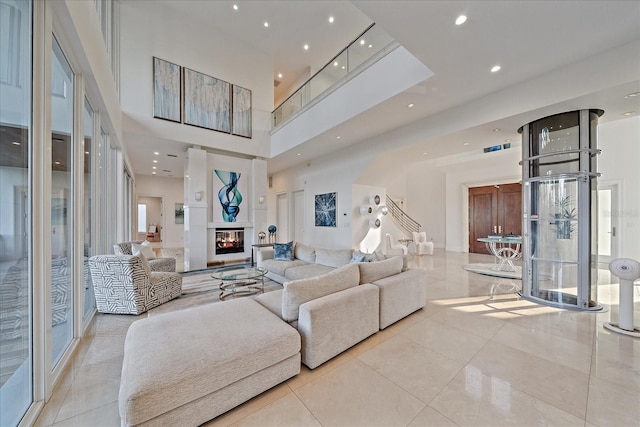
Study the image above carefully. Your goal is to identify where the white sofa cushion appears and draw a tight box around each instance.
[315,248,353,268]
[260,259,308,277]
[294,243,316,263]
[358,256,403,284]
[285,264,334,281]
[282,264,359,322]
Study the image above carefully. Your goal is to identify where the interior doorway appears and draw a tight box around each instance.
[469,183,522,254]
[137,195,163,243]
[598,182,620,265]
[276,193,289,243]
[292,190,305,243]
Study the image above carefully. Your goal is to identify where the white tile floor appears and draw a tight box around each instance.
[33,251,640,427]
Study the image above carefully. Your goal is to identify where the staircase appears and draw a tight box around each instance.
[386,194,421,235]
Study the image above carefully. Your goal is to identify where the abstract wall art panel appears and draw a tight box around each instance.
[315,192,337,227]
[184,68,230,133]
[214,170,248,223]
[153,57,181,122]
[232,84,252,138]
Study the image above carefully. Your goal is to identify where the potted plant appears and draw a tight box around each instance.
[552,195,577,239]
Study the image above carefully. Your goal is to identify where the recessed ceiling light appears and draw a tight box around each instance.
[232,4,238,10]
[455,15,467,25]
[12,141,20,145]
[54,161,60,165]
[491,65,501,73]
[407,103,414,108]
[153,160,158,163]
[152,171,156,175]
[423,152,428,155]
[84,151,89,154]
[153,151,159,155]
[624,91,640,98]
[333,62,338,67]
[341,66,345,70]
[505,138,512,142]
[493,128,501,132]
[297,153,301,156]
[303,44,309,50]
[152,166,157,170]
[622,111,634,116]
[328,16,334,23]
[277,73,283,79]
[463,142,470,146]
[368,44,372,48]
[360,39,365,45]
[263,22,269,28]
[336,136,341,139]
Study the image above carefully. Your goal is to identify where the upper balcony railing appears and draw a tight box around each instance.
[271,23,397,130]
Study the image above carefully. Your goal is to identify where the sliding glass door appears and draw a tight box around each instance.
[50,36,74,368]
[0,0,33,424]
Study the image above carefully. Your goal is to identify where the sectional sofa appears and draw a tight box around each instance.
[119,243,427,426]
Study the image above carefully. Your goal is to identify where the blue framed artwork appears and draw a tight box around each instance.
[315,192,337,227]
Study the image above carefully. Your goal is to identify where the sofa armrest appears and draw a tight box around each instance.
[146,272,183,311]
[372,268,427,329]
[257,248,274,266]
[297,284,379,369]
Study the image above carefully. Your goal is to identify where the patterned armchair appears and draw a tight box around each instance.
[113,241,176,272]
[89,255,182,315]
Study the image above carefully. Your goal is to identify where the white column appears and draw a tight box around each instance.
[184,147,208,270]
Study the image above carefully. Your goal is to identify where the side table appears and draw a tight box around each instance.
[251,243,275,266]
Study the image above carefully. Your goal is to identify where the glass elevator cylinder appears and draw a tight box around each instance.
[519,110,603,310]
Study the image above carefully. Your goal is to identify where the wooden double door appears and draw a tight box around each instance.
[469,183,522,254]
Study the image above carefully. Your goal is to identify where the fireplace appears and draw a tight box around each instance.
[215,228,245,255]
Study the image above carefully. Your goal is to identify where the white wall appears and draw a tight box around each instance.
[135,175,184,248]
[599,116,640,260]
[119,1,272,158]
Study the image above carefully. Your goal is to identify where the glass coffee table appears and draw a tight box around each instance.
[211,266,268,301]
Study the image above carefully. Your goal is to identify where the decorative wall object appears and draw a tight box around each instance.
[174,203,184,224]
[153,57,181,123]
[369,218,381,229]
[359,205,372,215]
[369,195,381,206]
[315,192,337,227]
[232,84,252,138]
[213,170,247,222]
[184,67,230,133]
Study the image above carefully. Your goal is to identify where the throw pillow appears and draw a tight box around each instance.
[273,241,294,261]
[134,251,152,276]
[132,242,155,260]
[358,256,403,284]
[349,253,367,263]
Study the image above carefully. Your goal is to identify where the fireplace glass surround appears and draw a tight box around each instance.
[215,228,244,255]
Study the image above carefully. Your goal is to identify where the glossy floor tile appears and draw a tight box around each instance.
[33,250,640,427]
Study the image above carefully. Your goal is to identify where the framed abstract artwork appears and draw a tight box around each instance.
[315,192,337,227]
[153,57,181,123]
[232,84,252,138]
[174,203,184,224]
[183,67,230,133]
[213,170,248,223]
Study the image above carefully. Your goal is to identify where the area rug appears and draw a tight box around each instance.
[463,263,522,280]
[148,267,282,317]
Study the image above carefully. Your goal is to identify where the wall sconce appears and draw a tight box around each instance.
[194,191,203,201]
[369,218,381,229]
[359,205,372,215]
[369,195,381,206]
[258,195,265,204]
[378,205,389,215]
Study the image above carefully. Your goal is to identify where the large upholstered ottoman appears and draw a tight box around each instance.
[119,298,301,426]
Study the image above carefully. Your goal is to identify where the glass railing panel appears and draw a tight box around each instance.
[309,50,348,101]
[272,24,396,129]
[347,25,394,71]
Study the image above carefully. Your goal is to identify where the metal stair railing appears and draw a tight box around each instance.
[386,194,421,235]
